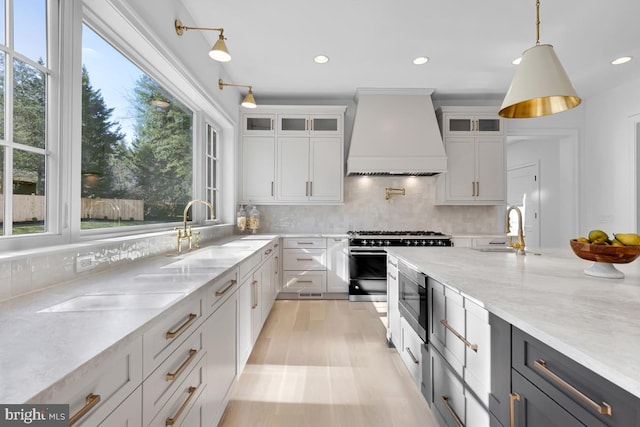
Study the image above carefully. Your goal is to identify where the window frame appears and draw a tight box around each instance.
[0,0,234,253]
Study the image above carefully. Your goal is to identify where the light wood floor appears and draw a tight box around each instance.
[218,300,439,427]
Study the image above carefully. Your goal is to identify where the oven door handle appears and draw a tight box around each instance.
[349,250,387,256]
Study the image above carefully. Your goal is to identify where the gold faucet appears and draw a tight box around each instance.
[505,205,526,255]
[385,187,406,200]
[175,199,215,253]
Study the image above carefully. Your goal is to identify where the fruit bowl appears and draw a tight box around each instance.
[570,239,640,278]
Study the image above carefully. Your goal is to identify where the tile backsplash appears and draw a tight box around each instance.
[252,176,501,234]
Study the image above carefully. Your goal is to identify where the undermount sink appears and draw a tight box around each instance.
[471,246,516,253]
[38,292,184,313]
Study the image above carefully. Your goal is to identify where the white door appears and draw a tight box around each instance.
[507,163,540,249]
[309,137,342,201]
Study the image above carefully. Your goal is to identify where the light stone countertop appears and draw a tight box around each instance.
[0,236,275,404]
[386,246,640,399]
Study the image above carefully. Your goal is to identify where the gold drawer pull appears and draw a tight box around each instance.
[388,272,397,280]
[534,359,612,416]
[440,395,464,427]
[69,393,101,426]
[215,279,237,296]
[405,347,419,365]
[509,392,521,427]
[296,258,313,261]
[441,319,478,352]
[264,248,273,255]
[166,386,197,426]
[252,280,258,308]
[166,313,197,339]
[297,241,315,245]
[296,280,313,283]
[166,349,197,381]
[388,259,398,267]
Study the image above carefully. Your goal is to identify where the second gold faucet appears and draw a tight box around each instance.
[505,205,526,255]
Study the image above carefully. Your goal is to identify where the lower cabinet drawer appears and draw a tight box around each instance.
[143,295,204,378]
[147,355,206,427]
[97,386,142,427]
[511,369,587,427]
[432,347,466,427]
[205,268,239,315]
[283,249,326,270]
[400,316,423,388]
[512,327,640,426]
[282,271,326,292]
[36,337,142,427]
[143,329,205,426]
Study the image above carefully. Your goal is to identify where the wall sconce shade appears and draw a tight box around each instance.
[175,19,231,63]
[499,1,581,118]
[219,79,257,108]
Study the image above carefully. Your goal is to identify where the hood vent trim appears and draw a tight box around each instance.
[347,88,447,176]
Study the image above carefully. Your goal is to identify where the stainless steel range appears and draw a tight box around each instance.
[347,230,453,302]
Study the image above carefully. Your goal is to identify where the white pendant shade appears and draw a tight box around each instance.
[499,44,581,118]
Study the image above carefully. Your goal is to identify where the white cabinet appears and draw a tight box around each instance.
[48,338,143,427]
[436,107,506,205]
[386,254,400,347]
[240,106,346,205]
[429,277,492,425]
[242,113,275,135]
[277,136,343,202]
[281,237,327,295]
[278,113,342,136]
[400,316,423,388]
[237,239,279,372]
[98,386,142,427]
[438,107,503,137]
[241,136,275,202]
[326,237,349,293]
[203,289,238,426]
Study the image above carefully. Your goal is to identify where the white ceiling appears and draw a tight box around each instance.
[178,0,640,102]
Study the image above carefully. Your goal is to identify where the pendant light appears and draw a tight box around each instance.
[218,79,257,108]
[499,0,581,118]
[174,19,231,63]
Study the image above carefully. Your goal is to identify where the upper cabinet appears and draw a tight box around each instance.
[436,107,506,205]
[240,106,346,205]
[242,113,276,136]
[278,114,343,136]
[439,108,503,137]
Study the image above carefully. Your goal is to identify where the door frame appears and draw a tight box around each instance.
[506,128,580,239]
[507,161,540,248]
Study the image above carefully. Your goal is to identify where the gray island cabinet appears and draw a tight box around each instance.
[385,246,640,427]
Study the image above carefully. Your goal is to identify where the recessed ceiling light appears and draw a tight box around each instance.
[412,56,429,65]
[512,57,522,65]
[611,56,632,65]
[314,55,329,64]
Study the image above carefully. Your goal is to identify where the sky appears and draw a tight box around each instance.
[82,25,143,145]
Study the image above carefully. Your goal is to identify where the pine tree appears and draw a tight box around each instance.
[128,75,192,220]
[81,65,126,199]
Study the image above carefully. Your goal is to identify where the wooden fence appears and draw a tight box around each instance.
[1,195,144,221]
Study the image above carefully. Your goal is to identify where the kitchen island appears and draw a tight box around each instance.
[387,245,640,403]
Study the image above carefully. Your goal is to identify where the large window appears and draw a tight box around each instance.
[81,24,193,229]
[0,0,51,236]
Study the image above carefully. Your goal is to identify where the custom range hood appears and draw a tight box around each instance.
[347,88,447,176]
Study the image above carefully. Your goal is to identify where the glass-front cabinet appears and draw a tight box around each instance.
[278,114,342,135]
[242,114,276,135]
[438,107,503,136]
